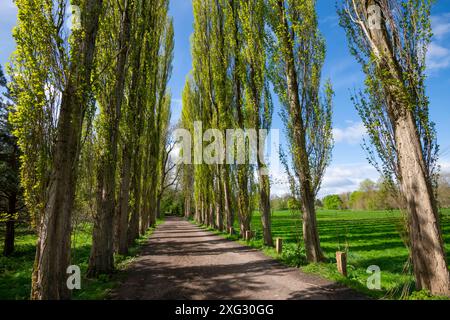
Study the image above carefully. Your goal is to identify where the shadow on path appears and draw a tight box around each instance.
[111,217,366,300]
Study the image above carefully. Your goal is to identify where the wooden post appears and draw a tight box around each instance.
[336,251,347,277]
[245,230,252,241]
[229,227,234,235]
[276,238,283,254]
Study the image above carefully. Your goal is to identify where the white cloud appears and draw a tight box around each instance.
[432,13,450,40]
[440,161,450,173]
[427,42,450,70]
[319,163,379,198]
[333,122,366,145]
[269,161,380,198]
[426,13,450,72]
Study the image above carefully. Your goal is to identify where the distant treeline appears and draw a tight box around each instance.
[272,174,450,211]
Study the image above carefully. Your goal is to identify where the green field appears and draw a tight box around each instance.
[227,209,450,299]
[0,220,163,300]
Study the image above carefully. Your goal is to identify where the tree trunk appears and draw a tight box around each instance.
[396,112,449,295]
[88,165,115,276]
[128,147,141,245]
[148,181,157,228]
[185,195,191,218]
[215,167,224,231]
[259,172,273,247]
[237,166,250,237]
[222,166,233,230]
[200,198,205,224]
[141,192,149,234]
[3,192,17,256]
[195,201,199,222]
[301,186,325,262]
[116,145,132,255]
[156,192,162,221]
[31,0,102,299]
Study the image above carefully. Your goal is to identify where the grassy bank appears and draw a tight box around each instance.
[0,219,164,300]
[196,209,450,299]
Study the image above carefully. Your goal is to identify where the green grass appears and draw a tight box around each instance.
[196,208,450,300]
[0,219,164,300]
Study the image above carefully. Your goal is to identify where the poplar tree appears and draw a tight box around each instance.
[268,0,334,262]
[240,0,274,246]
[9,0,103,299]
[339,0,449,295]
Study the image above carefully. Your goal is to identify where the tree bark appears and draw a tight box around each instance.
[301,186,324,262]
[128,146,142,245]
[397,111,449,295]
[31,0,102,299]
[200,198,205,224]
[156,191,162,221]
[259,172,273,247]
[116,145,132,255]
[222,166,233,230]
[215,167,224,231]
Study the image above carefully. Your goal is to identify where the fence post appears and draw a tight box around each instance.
[276,238,283,254]
[336,251,347,277]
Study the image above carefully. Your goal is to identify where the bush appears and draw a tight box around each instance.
[322,195,343,210]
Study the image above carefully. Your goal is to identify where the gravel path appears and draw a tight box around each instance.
[110,217,365,300]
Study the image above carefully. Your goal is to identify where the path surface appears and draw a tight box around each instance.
[111,217,365,300]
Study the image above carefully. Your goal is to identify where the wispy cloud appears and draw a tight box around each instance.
[333,121,366,145]
[427,42,450,70]
[320,163,379,197]
[319,15,339,28]
[427,13,450,72]
[326,58,364,90]
[269,161,380,198]
[432,13,450,39]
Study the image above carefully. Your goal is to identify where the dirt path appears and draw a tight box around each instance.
[110,217,365,300]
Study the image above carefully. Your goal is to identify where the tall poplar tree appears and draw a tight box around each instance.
[339,0,449,295]
[240,0,274,246]
[9,0,103,299]
[268,0,333,262]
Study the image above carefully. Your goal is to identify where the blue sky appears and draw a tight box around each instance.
[1,1,450,197]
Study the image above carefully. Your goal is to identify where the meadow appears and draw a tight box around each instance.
[226,208,450,299]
